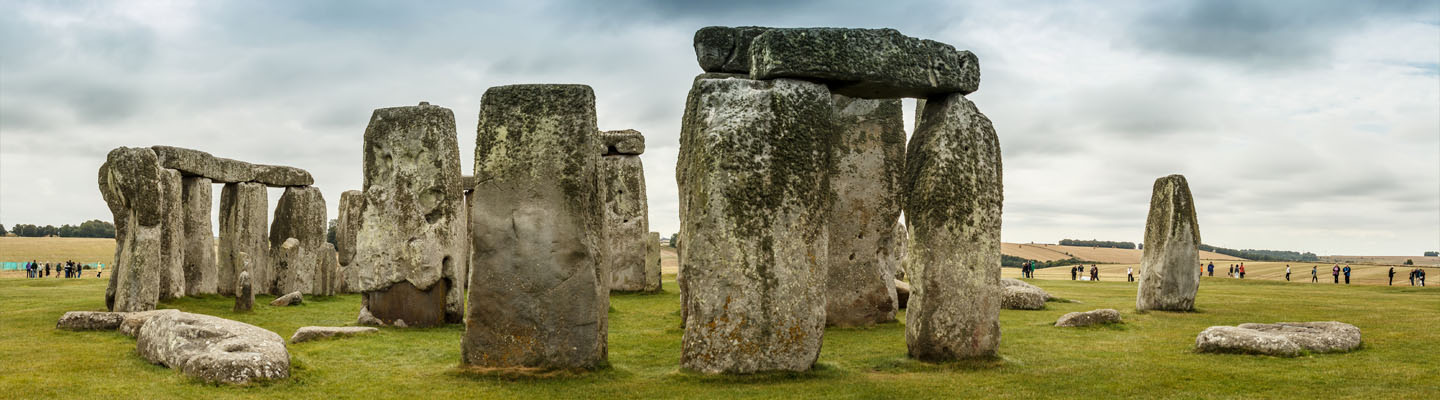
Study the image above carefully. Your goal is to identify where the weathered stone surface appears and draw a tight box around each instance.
[336,190,364,293]
[600,129,646,155]
[891,222,908,281]
[1197,322,1362,356]
[151,145,313,186]
[356,306,383,326]
[600,149,650,292]
[100,147,164,312]
[1055,309,1123,327]
[235,269,253,312]
[181,176,217,295]
[693,26,772,73]
[356,102,468,327]
[136,311,290,384]
[903,93,1003,361]
[315,244,339,296]
[645,232,662,292]
[677,76,833,373]
[272,239,310,296]
[894,279,911,309]
[1002,285,1047,310]
[1001,278,1052,301]
[119,309,182,337]
[57,311,125,330]
[290,326,379,343]
[270,186,328,295]
[464,85,607,370]
[1136,174,1201,312]
[825,94,905,327]
[270,291,303,307]
[218,182,270,296]
[158,168,186,300]
[750,28,981,99]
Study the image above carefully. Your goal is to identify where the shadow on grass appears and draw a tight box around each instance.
[448,361,630,382]
[663,362,846,384]
[867,355,1008,373]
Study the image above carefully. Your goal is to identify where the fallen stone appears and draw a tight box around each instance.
[1136,174,1202,312]
[1001,278,1052,301]
[750,28,981,98]
[1055,309,1123,327]
[270,291,303,307]
[894,280,911,309]
[119,309,183,337]
[825,94,905,327]
[356,306,383,326]
[57,311,125,330]
[1196,326,1300,356]
[290,326,379,343]
[902,92,1003,361]
[392,319,408,328]
[235,269,253,313]
[677,76,833,373]
[1002,285,1047,310]
[136,311,290,385]
[693,26,772,73]
[218,182,270,296]
[465,85,608,370]
[151,145,313,186]
[356,102,468,326]
[1196,322,1362,356]
[181,176,218,295]
[600,129,646,155]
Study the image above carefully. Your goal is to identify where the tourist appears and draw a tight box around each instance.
[1127,266,1134,282]
[1411,269,1418,286]
[1091,266,1099,281]
[1312,266,1318,282]
[1285,265,1291,281]
[1332,264,1340,284]
[1070,266,1077,280]
[1239,264,1246,279]
[1342,265,1351,284]
[1208,262,1214,277]
[1389,267,1395,286]
[1419,269,1426,286]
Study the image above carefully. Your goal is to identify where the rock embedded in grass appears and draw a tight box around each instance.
[1002,285,1047,310]
[1136,174,1202,312]
[57,311,125,331]
[136,311,290,385]
[1196,321,1362,357]
[1055,309,1123,327]
[903,93,1003,361]
[291,326,378,343]
[270,291,303,307]
[748,28,981,99]
[1001,278,1052,301]
[825,94,905,328]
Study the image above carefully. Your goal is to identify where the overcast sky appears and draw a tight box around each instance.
[1,0,1437,256]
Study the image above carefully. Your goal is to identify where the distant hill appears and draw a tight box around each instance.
[1002,243,1244,264]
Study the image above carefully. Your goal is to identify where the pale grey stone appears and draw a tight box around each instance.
[903,93,1003,361]
[600,148,650,293]
[1001,278,1052,301]
[1136,174,1201,312]
[645,232,662,292]
[825,94,904,327]
[600,129,646,155]
[891,222,908,281]
[181,176,217,295]
[677,76,833,373]
[1196,322,1362,355]
[135,311,290,384]
[151,145,313,186]
[336,190,364,293]
[57,311,125,330]
[119,309,183,337]
[218,182,270,296]
[235,269,253,313]
[158,168,186,300]
[1002,285,1047,310]
[464,85,607,370]
[1055,309,1123,327]
[356,306,383,326]
[270,291,303,307]
[749,28,981,98]
[99,147,164,312]
[894,279,911,309]
[290,326,379,343]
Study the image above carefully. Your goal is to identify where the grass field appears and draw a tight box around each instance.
[1,271,1435,399]
[1002,243,1241,264]
[0,237,116,266]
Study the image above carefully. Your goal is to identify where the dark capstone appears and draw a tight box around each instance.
[363,279,450,328]
[694,26,773,73]
[749,28,981,99]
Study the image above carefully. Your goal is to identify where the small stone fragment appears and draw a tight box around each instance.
[270,291,304,307]
[235,269,254,313]
[290,326,379,343]
[1055,309,1123,327]
[57,311,125,331]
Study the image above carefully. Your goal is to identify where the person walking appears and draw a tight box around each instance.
[1389,267,1395,286]
[1312,266,1318,282]
[1285,265,1291,281]
[1071,266,1077,280]
[1239,264,1246,279]
[1419,269,1426,286]
[1409,268,1416,286]
[1208,262,1214,277]
[1332,264,1341,284]
[1127,266,1135,282]
[1091,266,1099,281]
[1342,265,1351,285]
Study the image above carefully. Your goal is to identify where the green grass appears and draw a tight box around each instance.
[0,276,1435,399]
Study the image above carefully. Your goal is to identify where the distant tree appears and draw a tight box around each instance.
[1059,239,1136,250]
[76,220,115,238]
[1405,259,1414,265]
[669,233,679,248]
[1426,251,1439,257]
[0,224,6,236]
[326,219,338,246]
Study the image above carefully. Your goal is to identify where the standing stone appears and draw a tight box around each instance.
[1136,174,1201,312]
[463,85,607,370]
[235,269,253,312]
[356,102,467,327]
[336,190,364,293]
[676,76,834,373]
[158,168,186,300]
[181,176,217,295]
[891,222,908,281]
[825,94,905,327]
[270,186,326,295]
[903,93,1003,361]
[645,232,662,292]
[100,147,164,312]
[599,129,651,292]
[218,182,269,296]
[749,28,981,98]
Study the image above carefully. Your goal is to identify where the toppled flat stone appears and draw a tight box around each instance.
[749,28,981,98]
[151,145,313,186]
[1055,309,1123,327]
[1136,174,1202,312]
[270,291,303,307]
[290,326,379,343]
[1196,322,1362,357]
[1001,278,1053,301]
[136,311,290,385]
[600,129,646,155]
[119,309,183,337]
[693,26,772,73]
[57,311,125,330]
[1002,285,1047,310]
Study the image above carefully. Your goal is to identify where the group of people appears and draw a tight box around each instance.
[1390,267,1427,286]
[1020,261,1037,278]
[21,260,96,279]
[1069,264,1098,281]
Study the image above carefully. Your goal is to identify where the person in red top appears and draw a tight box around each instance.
[1239,264,1246,279]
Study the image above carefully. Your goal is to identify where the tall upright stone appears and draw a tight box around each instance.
[676,76,834,373]
[463,85,607,370]
[1136,174,1201,312]
[270,186,326,295]
[181,176,217,295]
[158,168,186,300]
[598,129,652,292]
[336,190,364,293]
[218,182,269,296]
[645,232,662,292]
[355,102,467,327]
[903,93,1003,361]
[825,94,905,327]
[99,147,164,312]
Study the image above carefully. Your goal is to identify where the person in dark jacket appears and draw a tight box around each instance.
[1332,264,1340,284]
[1342,265,1351,284]
[1389,267,1395,286]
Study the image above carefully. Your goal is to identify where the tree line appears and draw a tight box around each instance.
[1198,244,1318,262]
[1002,254,1086,269]
[1,220,116,238]
[1058,239,1137,250]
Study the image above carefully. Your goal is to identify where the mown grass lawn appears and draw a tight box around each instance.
[0,275,1435,399]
